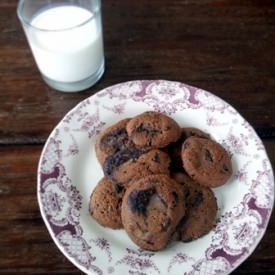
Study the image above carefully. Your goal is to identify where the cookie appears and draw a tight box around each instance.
[95,118,135,166]
[171,171,191,187]
[172,172,217,241]
[182,137,232,187]
[126,111,181,149]
[168,128,210,171]
[103,148,170,188]
[89,177,125,229]
[121,174,185,251]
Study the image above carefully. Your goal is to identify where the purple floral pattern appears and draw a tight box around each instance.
[38,80,274,275]
[167,252,194,273]
[234,161,251,185]
[116,248,160,274]
[91,238,113,262]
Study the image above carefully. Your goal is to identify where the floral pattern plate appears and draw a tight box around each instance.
[37,80,274,275]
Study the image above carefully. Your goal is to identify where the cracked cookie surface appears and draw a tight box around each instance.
[181,137,232,187]
[121,174,185,251]
[172,172,217,241]
[95,118,135,166]
[126,111,181,149]
[103,148,170,188]
[168,127,210,170]
[89,177,125,229]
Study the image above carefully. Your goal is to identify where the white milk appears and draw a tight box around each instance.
[27,6,104,82]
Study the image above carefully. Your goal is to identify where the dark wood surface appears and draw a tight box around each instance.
[0,0,274,274]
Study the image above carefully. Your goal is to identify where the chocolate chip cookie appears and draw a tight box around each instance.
[95,118,135,166]
[126,111,181,149]
[121,174,185,251]
[172,172,217,241]
[89,177,124,229]
[103,148,170,188]
[168,128,210,170]
[182,137,232,187]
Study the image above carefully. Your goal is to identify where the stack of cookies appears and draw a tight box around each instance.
[89,111,232,251]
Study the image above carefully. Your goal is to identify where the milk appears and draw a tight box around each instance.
[27,6,104,83]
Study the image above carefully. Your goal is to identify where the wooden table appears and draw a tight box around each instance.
[0,0,274,274]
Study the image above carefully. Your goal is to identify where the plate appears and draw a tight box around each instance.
[37,80,274,275]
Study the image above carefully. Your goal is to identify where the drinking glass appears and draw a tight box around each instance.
[17,0,104,92]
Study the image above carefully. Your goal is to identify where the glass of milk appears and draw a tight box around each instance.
[17,0,104,92]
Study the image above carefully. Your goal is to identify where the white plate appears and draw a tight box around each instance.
[37,80,274,275]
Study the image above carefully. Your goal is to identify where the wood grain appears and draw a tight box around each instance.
[0,141,274,274]
[0,0,275,143]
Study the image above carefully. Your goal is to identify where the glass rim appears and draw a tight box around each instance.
[17,0,101,32]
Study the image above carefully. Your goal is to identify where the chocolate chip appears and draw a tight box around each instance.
[152,153,160,163]
[223,164,229,172]
[135,123,151,133]
[103,148,145,180]
[101,129,129,153]
[189,130,197,136]
[205,149,213,162]
[184,142,190,149]
[191,191,203,207]
[135,123,145,133]
[135,123,160,135]
[113,183,124,194]
[145,240,154,245]
[220,164,230,174]
[128,188,155,215]
[172,191,179,203]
